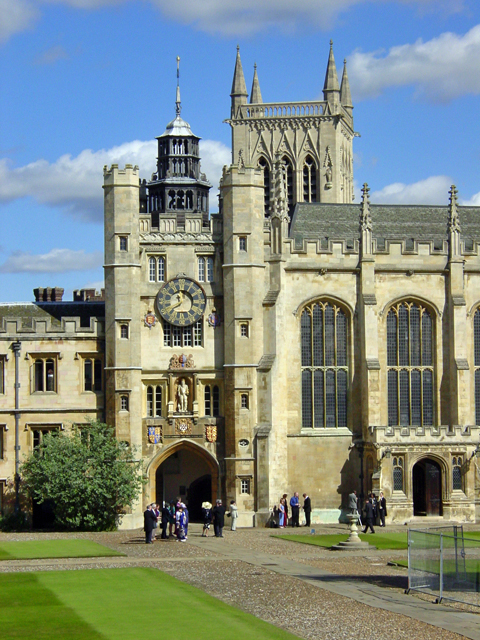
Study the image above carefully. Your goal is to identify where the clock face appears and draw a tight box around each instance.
[156,277,206,327]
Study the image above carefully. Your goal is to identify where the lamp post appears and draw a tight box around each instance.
[11,340,21,515]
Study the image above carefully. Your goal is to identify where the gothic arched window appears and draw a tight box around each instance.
[303,155,317,203]
[387,301,434,427]
[258,157,270,217]
[301,301,348,428]
[474,309,480,425]
[393,456,404,491]
[452,456,463,491]
[282,156,294,214]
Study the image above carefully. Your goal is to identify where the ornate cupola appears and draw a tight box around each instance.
[145,57,212,229]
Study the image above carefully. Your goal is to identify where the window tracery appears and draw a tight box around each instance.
[387,302,434,427]
[300,301,348,428]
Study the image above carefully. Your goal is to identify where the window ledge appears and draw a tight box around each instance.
[289,427,352,437]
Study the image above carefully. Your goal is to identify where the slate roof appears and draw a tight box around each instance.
[0,302,105,329]
[290,203,480,249]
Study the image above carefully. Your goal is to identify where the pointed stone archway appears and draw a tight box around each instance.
[147,440,219,521]
[413,457,443,517]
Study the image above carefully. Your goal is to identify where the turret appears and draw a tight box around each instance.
[323,40,340,113]
[340,58,353,117]
[230,45,248,118]
[250,63,263,104]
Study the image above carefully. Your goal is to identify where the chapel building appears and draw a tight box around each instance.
[1,44,480,527]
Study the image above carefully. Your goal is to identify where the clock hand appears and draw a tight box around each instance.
[165,292,183,311]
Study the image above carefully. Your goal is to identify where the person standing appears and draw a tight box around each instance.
[378,491,387,527]
[348,490,358,514]
[161,502,170,539]
[282,493,289,526]
[201,501,212,536]
[302,493,312,527]
[213,499,226,538]
[290,492,300,527]
[143,504,157,544]
[362,498,375,534]
[229,500,238,531]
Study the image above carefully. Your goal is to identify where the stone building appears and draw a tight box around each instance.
[1,43,480,527]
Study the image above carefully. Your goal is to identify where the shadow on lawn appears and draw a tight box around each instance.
[296,573,408,590]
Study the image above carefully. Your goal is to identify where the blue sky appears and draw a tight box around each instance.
[1,0,480,302]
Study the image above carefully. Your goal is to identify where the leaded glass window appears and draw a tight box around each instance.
[393,456,404,491]
[146,386,153,417]
[474,310,480,425]
[205,385,211,416]
[149,257,156,282]
[282,156,294,215]
[303,155,317,203]
[300,302,348,428]
[258,157,271,217]
[387,302,434,427]
[452,456,463,491]
[163,321,203,348]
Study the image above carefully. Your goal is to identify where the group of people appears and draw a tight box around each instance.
[143,498,190,543]
[144,497,239,543]
[276,492,312,528]
[201,499,238,537]
[348,489,387,534]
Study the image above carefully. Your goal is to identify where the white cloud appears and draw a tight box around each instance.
[2,0,466,42]
[34,45,69,65]
[0,249,103,273]
[461,191,480,206]
[370,175,453,204]
[349,24,480,102]
[0,0,38,43]
[0,138,230,222]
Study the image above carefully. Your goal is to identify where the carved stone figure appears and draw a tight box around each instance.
[177,378,189,413]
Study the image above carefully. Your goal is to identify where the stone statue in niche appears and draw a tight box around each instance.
[177,378,189,413]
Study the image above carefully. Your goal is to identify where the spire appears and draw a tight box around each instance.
[360,183,373,257]
[250,63,263,104]
[340,58,353,113]
[231,45,248,98]
[175,56,181,116]
[448,185,461,258]
[323,40,340,106]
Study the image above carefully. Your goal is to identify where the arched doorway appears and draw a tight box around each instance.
[152,442,218,522]
[413,458,443,516]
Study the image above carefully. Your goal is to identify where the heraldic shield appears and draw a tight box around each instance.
[148,427,162,444]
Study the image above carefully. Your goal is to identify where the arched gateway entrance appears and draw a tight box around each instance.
[413,458,443,516]
[149,441,219,522]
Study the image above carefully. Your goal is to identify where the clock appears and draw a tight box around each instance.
[156,277,206,327]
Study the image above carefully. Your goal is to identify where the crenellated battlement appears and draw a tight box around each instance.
[103,163,140,186]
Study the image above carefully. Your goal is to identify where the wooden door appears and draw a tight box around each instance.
[425,459,442,516]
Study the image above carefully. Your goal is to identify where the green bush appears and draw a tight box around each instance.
[21,420,145,531]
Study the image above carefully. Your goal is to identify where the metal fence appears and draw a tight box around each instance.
[408,526,480,607]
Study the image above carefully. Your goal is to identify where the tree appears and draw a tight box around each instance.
[21,421,144,531]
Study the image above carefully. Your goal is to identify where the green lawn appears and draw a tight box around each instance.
[0,568,300,640]
[0,539,124,561]
[272,532,408,550]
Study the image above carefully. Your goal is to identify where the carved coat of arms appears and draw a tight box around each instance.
[169,354,194,369]
[148,427,162,444]
[205,425,217,443]
[175,418,193,436]
[144,311,157,329]
[207,310,221,328]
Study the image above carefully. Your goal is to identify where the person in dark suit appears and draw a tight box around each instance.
[362,498,375,533]
[143,504,157,544]
[378,491,387,527]
[302,493,312,527]
[212,499,226,537]
[161,502,170,539]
